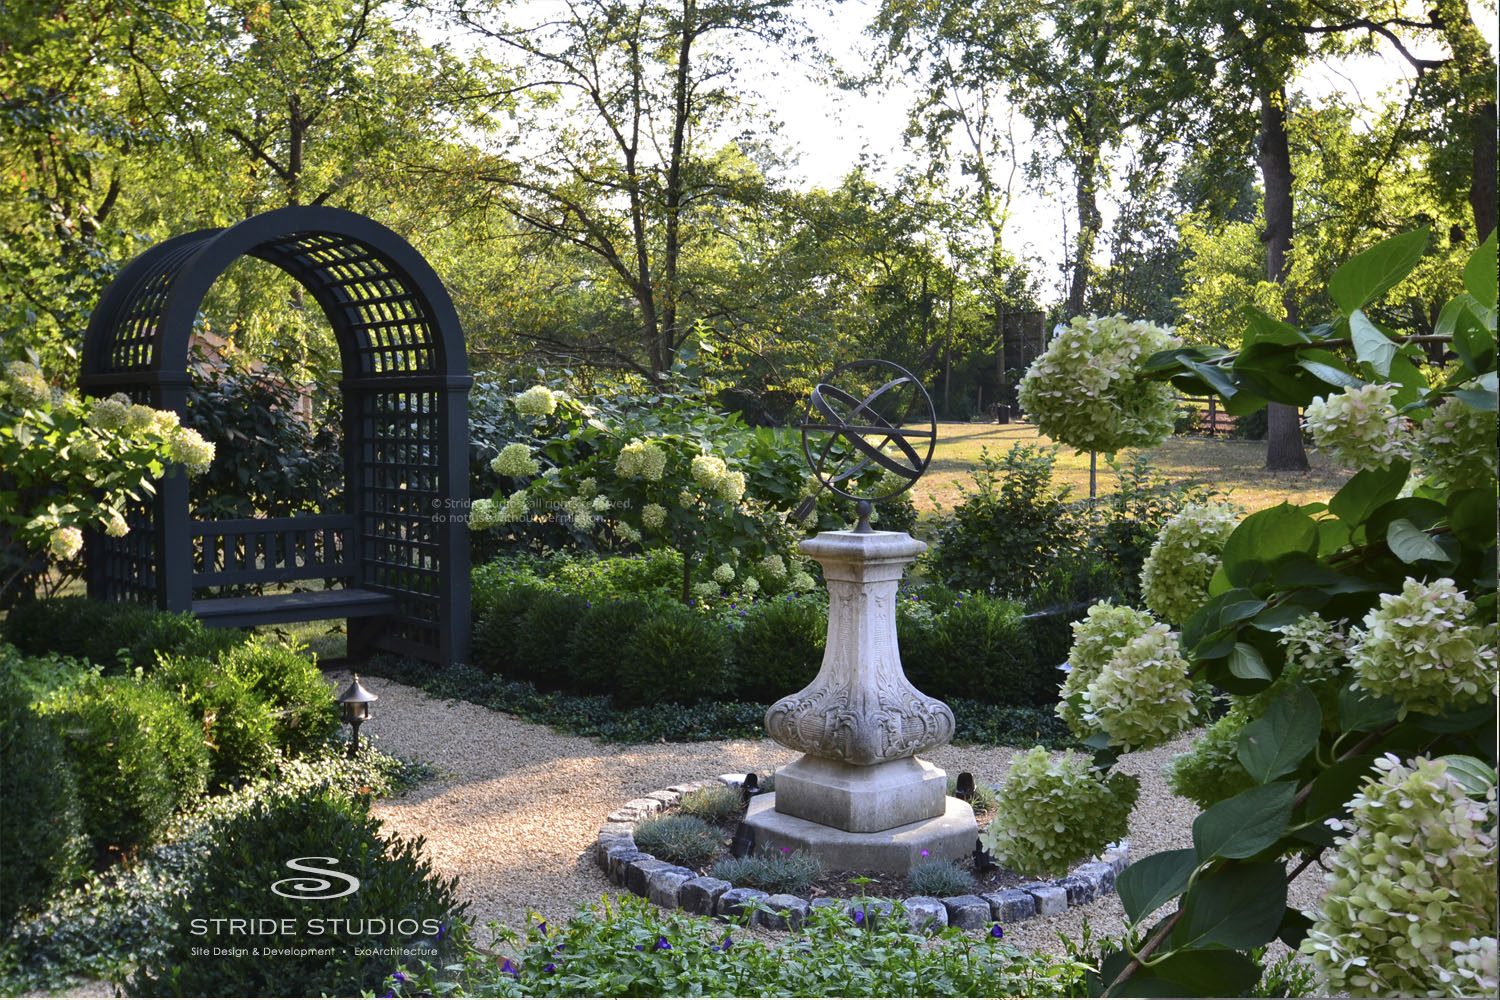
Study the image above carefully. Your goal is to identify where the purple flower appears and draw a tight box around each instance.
[543,963,556,974]
[655,935,672,951]
[635,944,645,951]
[555,944,565,953]
[852,908,866,926]
[920,849,929,857]
[537,920,548,935]
[435,922,447,941]
[713,934,733,952]
[380,993,394,998]
[990,925,1005,940]
[501,958,519,980]
[781,847,791,854]
[392,972,407,983]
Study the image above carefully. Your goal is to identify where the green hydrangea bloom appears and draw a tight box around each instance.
[1413,396,1498,490]
[712,563,735,584]
[1303,383,1410,471]
[1057,603,1155,737]
[641,503,667,530]
[981,746,1139,878]
[513,385,558,416]
[1164,707,1256,808]
[1349,577,1496,715]
[1139,503,1238,625]
[1302,755,1498,998]
[1082,623,1197,750]
[492,442,540,478]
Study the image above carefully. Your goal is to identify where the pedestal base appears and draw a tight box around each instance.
[742,792,977,874]
[774,754,947,832]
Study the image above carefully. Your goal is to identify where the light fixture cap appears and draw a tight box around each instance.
[337,674,379,707]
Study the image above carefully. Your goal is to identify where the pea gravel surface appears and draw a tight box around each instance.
[337,671,1328,956]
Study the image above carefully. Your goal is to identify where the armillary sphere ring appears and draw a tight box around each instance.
[797,359,936,532]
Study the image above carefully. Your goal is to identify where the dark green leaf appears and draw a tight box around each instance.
[1228,642,1271,681]
[1387,518,1449,563]
[1220,505,1320,588]
[1277,907,1314,949]
[1303,755,1378,824]
[1338,683,1400,732]
[1463,231,1497,309]
[1106,951,1263,999]
[1449,487,1499,547]
[1295,358,1364,391]
[1412,703,1500,733]
[1193,782,1297,861]
[1243,306,1311,346]
[1329,228,1429,314]
[1170,862,1287,949]
[1238,686,1321,782]
[1117,848,1198,923]
[1454,387,1498,411]
[1438,755,1497,797]
[1329,462,1410,532]
[1252,604,1314,630]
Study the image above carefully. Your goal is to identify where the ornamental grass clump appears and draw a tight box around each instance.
[981,746,1138,878]
[906,859,974,897]
[1347,577,1496,715]
[1302,755,1498,998]
[1138,503,1238,625]
[676,785,742,825]
[711,850,822,895]
[634,814,723,868]
[1016,314,1180,453]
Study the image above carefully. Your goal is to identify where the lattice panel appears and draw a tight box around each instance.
[104,241,206,372]
[358,389,442,649]
[96,494,158,604]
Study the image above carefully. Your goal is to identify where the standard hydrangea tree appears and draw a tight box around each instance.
[1,360,215,604]
[1010,230,1499,997]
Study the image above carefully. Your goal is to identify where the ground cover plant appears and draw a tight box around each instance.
[989,232,1499,998]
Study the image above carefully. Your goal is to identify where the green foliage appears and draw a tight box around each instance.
[633,814,723,868]
[183,358,341,519]
[1164,708,1257,809]
[945,773,998,813]
[515,589,590,685]
[383,894,1086,997]
[39,676,210,855]
[1,596,244,673]
[931,444,1086,598]
[730,594,826,702]
[0,674,88,927]
[153,655,279,786]
[567,596,656,691]
[215,640,338,757]
[473,580,549,675]
[128,784,466,998]
[617,604,734,708]
[982,747,1139,878]
[710,850,822,895]
[676,785,742,825]
[906,859,974,897]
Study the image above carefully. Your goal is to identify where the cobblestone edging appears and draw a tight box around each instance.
[595,774,1131,934]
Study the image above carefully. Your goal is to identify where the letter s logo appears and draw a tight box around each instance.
[271,857,361,900]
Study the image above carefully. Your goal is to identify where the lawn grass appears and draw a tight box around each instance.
[916,421,1354,515]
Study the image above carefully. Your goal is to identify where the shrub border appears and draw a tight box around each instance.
[595,775,1129,933]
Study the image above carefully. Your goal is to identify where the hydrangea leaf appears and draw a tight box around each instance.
[1192,781,1296,861]
[1220,505,1319,589]
[1107,950,1263,999]
[1301,754,1378,829]
[1228,642,1271,681]
[1169,862,1286,949]
[1348,310,1396,377]
[1386,518,1448,564]
[1337,683,1400,732]
[1116,847,1197,923]
[1462,231,1497,309]
[1328,462,1409,533]
[1237,685,1320,783]
[1328,227,1428,315]
[1437,755,1497,798]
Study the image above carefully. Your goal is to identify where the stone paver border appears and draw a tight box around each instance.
[595,774,1130,933]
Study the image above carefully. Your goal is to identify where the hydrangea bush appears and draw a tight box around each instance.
[1016,314,1181,454]
[1,358,214,604]
[1017,231,1499,997]
[1138,503,1239,624]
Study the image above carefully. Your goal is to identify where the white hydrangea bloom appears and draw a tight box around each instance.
[1348,577,1496,714]
[760,554,786,579]
[1303,383,1411,471]
[676,489,695,508]
[48,526,83,560]
[742,576,760,595]
[1413,396,1498,490]
[615,522,641,544]
[468,498,501,531]
[1139,503,1238,624]
[563,496,593,525]
[712,562,735,584]
[501,490,528,522]
[4,360,50,409]
[591,495,612,512]
[691,454,728,490]
[149,409,180,435]
[789,571,816,591]
[70,434,104,463]
[1081,623,1197,750]
[102,508,129,538]
[168,427,216,474]
[1302,755,1498,998]
[491,443,540,478]
[641,502,667,530]
[86,393,131,430]
[1058,603,1155,737]
[1280,613,1350,687]
[124,403,157,434]
[638,441,666,481]
[1016,314,1180,453]
[576,477,597,499]
[513,385,558,416]
[716,469,746,503]
[692,581,720,601]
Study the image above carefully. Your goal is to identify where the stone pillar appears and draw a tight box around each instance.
[747,530,976,872]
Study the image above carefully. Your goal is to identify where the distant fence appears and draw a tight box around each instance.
[1175,396,1238,438]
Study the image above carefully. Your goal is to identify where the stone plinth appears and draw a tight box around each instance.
[742,792,976,874]
[773,754,946,833]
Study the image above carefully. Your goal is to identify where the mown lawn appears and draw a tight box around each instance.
[917,421,1354,514]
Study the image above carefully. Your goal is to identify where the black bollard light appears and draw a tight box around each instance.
[954,771,975,803]
[336,674,378,759]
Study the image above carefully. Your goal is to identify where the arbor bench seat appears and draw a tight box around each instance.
[193,588,397,629]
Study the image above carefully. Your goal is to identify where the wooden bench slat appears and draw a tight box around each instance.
[194,588,396,628]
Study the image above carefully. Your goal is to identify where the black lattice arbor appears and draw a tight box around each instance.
[79,206,472,666]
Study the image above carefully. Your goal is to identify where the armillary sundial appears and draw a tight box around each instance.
[795,359,936,532]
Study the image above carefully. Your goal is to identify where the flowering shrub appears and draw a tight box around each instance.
[1138,503,1238,624]
[981,746,1138,878]
[1302,383,1410,471]
[1302,755,1497,997]
[1348,577,1496,715]
[0,359,214,604]
[1016,314,1181,453]
[1078,622,1197,750]
[1018,231,1499,996]
[1057,603,1154,736]
[1412,395,1498,489]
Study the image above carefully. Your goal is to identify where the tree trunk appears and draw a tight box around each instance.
[660,0,696,365]
[1065,147,1102,318]
[1257,87,1309,472]
[1434,0,1498,239]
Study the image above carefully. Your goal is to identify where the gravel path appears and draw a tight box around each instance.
[338,671,1327,957]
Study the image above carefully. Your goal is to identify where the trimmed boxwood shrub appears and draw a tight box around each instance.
[215,640,338,757]
[154,655,279,786]
[128,786,468,998]
[616,604,734,708]
[0,675,88,927]
[731,594,826,702]
[40,677,210,855]
[472,581,547,675]
[1,597,243,672]
[514,589,589,686]
[567,595,656,691]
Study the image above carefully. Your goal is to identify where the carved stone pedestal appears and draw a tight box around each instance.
[747,529,976,873]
